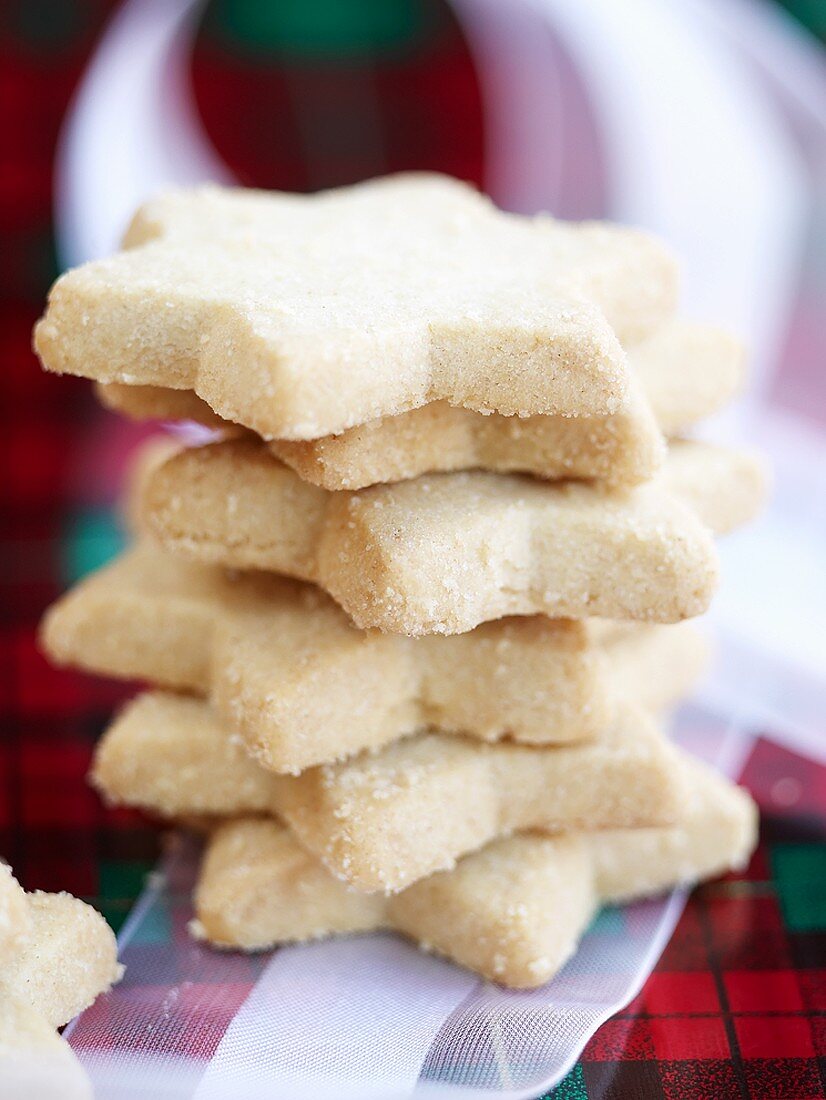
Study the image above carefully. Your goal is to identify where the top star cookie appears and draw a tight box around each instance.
[34,174,677,440]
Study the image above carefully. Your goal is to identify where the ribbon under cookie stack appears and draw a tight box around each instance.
[36,175,764,990]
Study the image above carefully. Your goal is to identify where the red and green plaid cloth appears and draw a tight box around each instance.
[1,2,823,1097]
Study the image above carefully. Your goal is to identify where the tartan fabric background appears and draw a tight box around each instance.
[0,2,823,1098]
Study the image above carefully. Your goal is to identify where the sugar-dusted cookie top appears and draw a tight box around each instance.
[93,690,686,894]
[190,751,755,986]
[134,437,768,635]
[48,550,705,775]
[96,319,744,491]
[34,174,678,439]
[193,818,595,989]
[0,890,122,1030]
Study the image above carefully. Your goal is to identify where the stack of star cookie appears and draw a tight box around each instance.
[36,175,763,988]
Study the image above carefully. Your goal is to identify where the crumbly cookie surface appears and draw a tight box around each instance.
[192,753,756,987]
[43,543,707,772]
[0,890,122,1029]
[592,755,758,901]
[0,865,121,1096]
[89,631,702,817]
[35,175,679,439]
[98,318,743,490]
[92,690,686,893]
[135,437,770,634]
[269,704,686,891]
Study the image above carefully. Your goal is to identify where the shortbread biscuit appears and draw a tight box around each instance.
[35,175,679,439]
[99,382,229,430]
[40,545,613,764]
[598,620,710,711]
[633,322,744,435]
[42,543,707,772]
[592,756,758,901]
[100,378,664,488]
[99,320,742,490]
[0,865,29,967]
[194,824,594,989]
[194,817,389,947]
[91,683,698,827]
[269,376,658,489]
[135,437,768,634]
[92,692,686,892]
[0,871,119,1092]
[664,439,769,536]
[121,432,180,534]
[192,756,756,987]
[383,834,594,989]
[0,890,122,1029]
[92,692,276,819]
[0,1000,92,1100]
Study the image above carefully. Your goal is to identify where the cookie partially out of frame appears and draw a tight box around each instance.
[0,869,119,1097]
[269,705,686,892]
[0,865,120,1100]
[192,755,756,988]
[0,1000,92,1100]
[195,825,594,991]
[93,692,686,893]
[41,542,708,773]
[0,887,122,1030]
[98,320,742,490]
[35,174,679,440]
[137,438,765,635]
[0,865,28,968]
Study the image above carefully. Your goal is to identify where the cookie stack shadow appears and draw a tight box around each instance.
[36,175,765,989]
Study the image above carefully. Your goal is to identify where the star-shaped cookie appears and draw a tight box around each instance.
[34,174,677,439]
[41,547,708,772]
[134,437,766,635]
[95,691,686,892]
[96,320,743,490]
[191,748,755,986]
